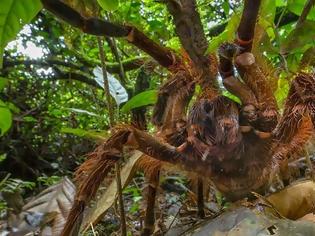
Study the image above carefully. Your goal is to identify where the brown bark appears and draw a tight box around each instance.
[126,27,177,68]
[296,0,315,28]
[3,57,147,74]
[236,0,261,53]
[41,0,177,68]
[165,0,208,68]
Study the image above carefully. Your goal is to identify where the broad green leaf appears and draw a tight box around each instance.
[166,36,181,50]
[275,72,290,106]
[0,77,8,91]
[0,0,42,68]
[207,13,241,53]
[280,20,315,55]
[288,0,315,20]
[23,116,37,122]
[61,127,107,140]
[97,0,119,11]
[0,153,6,162]
[260,0,276,23]
[222,0,230,16]
[259,18,275,40]
[276,0,286,7]
[286,53,303,72]
[6,102,20,113]
[121,90,157,113]
[0,100,12,136]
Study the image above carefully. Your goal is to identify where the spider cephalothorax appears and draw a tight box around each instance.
[39,0,315,235]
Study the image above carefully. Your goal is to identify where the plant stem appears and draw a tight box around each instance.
[115,161,127,236]
[97,37,114,126]
[296,0,315,28]
[107,36,127,84]
[97,36,127,236]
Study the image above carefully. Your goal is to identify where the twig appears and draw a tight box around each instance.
[165,205,182,233]
[90,222,97,236]
[276,7,287,28]
[97,38,115,125]
[296,0,315,28]
[115,162,127,236]
[97,37,127,236]
[105,13,128,235]
[0,173,11,189]
[106,37,127,84]
[106,13,127,84]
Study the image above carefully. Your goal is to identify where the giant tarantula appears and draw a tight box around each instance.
[41,0,315,235]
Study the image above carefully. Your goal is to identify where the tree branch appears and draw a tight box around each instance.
[3,57,147,74]
[125,26,178,67]
[41,0,177,68]
[296,0,315,28]
[52,67,99,87]
[209,10,299,38]
[165,0,208,67]
[3,57,81,70]
[105,37,127,84]
[236,0,261,52]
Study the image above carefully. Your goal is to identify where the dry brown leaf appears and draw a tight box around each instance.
[81,151,144,231]
[266,180,315,219]
[4,177,75,236]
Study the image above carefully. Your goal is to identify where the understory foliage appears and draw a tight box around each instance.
[0,0,315,235]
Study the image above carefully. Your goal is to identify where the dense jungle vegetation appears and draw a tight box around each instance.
[0,0,315,235]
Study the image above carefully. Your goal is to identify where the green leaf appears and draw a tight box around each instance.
[259,18,275,40]
[207,13,241,53]
[260,0,276,23]
[223,91,241,104]
[0,100,12,136]
[0,0,42,68]
[275,72,290,106]
[61,127,107,140]
[166,36,181,50]
[0,153,6,162]
[37,175,62,186]
[6,102,20,113]
[97,0,119,11]
[280,20,315,55]
[0,77,8,91]
[276,0,286,7]
[288,0,315,20]
[222,0,230,16]
[23,116,37,122]
[120,90,157,113]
